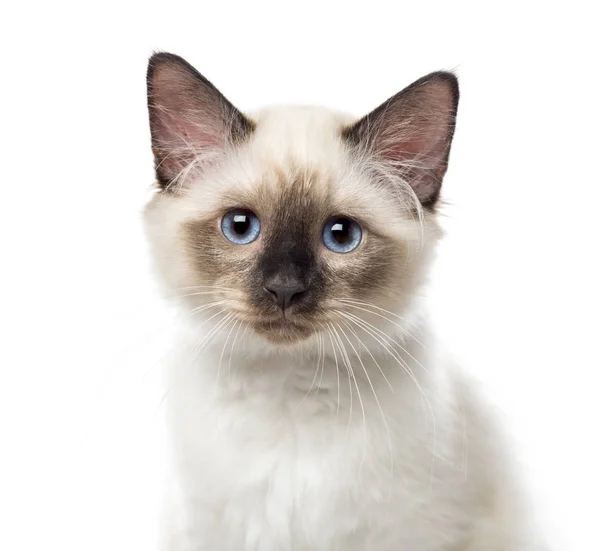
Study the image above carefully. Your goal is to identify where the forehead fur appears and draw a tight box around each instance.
[152,106,434,237]
[250,105,354,163]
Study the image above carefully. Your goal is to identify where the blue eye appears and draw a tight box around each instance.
[221,209,261,245]
[322,217,362,253]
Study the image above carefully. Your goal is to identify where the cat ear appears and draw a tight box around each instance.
[147,52,255,190]
[343,72,459,208]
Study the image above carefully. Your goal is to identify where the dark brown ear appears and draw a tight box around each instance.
[343,72,459,208]
[146,52,254,191]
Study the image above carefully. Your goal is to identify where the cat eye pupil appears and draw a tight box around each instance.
[331,221,349,244]
[233,214,250,235]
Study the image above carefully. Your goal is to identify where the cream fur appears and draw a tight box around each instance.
[145,106,546,550]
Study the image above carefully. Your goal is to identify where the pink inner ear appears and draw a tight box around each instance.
[383,128,449,202]
[150,77,229,183]
[383,132,443,160]
[155,100,225,148]
[381,81,454,162]
[371,85,455,204]
[166,119,221,149]
[380,125,449,176]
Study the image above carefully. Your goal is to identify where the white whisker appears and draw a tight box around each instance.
[327,322,354,438]
[338,310,437,488]
[337,308,430,375]
[296,328,324,408]
[321,322,341,416]
[216,317,240,384]
[188,312,234,368]
[312,332,326,404]
[341,320,395,393]
[336,299,425,348]
[331,322,368,467]
[337,321,393,477]
[227,319,245,383]
[189,300,230,316]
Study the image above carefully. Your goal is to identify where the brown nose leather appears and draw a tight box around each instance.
[263,276,309,310]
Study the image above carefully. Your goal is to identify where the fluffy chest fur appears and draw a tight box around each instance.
[160,332,517,551]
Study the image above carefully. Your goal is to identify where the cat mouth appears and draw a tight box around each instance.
[252,317,314,343]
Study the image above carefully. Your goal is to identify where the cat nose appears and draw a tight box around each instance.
[263,275,309,311]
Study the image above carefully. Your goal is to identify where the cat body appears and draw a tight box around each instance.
[144,54,543,550]
[157,323,532,551]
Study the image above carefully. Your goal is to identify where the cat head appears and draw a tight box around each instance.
[144,53,458,346]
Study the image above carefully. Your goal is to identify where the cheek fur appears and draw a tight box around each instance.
[184,216,259,293]
[322,235,403,302]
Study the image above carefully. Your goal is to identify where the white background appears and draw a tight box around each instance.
[1,1,598,550]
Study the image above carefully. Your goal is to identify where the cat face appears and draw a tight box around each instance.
[144,53,458,345]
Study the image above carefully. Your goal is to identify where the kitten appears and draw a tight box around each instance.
[144,53,545,550]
